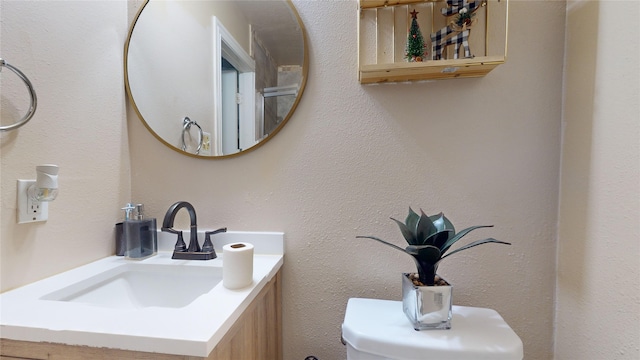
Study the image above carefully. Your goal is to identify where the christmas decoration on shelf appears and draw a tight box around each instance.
[405,9,427,62]
[455,7,475,27]
[430,0,486,60]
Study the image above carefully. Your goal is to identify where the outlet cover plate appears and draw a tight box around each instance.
[17,180,48,224]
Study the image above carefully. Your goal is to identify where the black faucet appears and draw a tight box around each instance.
[161,201,225,260]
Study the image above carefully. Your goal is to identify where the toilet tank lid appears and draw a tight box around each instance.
[341,298,523,360]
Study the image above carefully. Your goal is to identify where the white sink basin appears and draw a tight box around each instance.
[0,231,284,357]
[41,263,222,309]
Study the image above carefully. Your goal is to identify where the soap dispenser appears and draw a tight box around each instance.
[122,203,157,260]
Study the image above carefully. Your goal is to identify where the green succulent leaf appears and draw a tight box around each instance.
[416,210,438,245]
[440,238,511,261]
[441,225,494,254]
[429,212,455,234]
[406,244,441,263]
[405,207,420,232]
[391,217,417,245]
[356,235,408,254]
[425,228,454,249]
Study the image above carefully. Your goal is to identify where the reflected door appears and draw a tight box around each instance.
[221,66,239,155]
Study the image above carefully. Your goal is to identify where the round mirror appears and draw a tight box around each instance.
[125,0,308,158]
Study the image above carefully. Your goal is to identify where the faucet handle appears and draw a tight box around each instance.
[173,231,187,252]
[202,227,226,253]
[205,227,227,237]
[161,227,187,252]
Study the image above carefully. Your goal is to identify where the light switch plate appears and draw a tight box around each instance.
[201,132,212,156]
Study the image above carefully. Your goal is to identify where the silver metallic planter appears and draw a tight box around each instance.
[402,273,452,330]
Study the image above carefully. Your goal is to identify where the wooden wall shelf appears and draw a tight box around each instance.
[359,55,505,83]
[360,0,441,10]
[358,0,508,83]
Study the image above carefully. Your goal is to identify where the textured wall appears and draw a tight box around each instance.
[555,1,640,359]
[128,1,565,359]
[0,1,130,292]
[8,1,617,359]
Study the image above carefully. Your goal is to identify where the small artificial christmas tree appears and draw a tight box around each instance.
[405,9,427,62]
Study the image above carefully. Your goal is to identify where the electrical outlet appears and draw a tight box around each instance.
[201,132,212,156]
[29,196,41,214]
[17,180,49,224]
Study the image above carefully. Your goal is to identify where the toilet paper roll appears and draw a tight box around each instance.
[223,242,254,289]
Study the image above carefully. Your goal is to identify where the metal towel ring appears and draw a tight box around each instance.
[0,58,37,132]
[181,117,203,154]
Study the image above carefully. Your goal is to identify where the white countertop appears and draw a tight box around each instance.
[0,231,283,357]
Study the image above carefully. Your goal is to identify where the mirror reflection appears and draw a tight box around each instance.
[125,0,307,157]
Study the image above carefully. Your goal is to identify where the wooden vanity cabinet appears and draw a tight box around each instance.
[0,272,282,360]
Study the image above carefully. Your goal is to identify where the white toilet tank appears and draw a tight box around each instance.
[342,298,523,360]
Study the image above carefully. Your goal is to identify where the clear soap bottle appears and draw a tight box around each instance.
[123,203,157,260]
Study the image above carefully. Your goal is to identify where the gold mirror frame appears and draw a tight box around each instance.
[124,0,309,159]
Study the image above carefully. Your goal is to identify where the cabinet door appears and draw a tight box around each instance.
[207,271,282,360]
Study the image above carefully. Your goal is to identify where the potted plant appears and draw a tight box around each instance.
[357,207,511,330]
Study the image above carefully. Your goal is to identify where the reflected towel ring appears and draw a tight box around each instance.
[181,117,203,154]
[0,58,37,132]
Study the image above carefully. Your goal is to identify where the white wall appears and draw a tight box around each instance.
[128,1,566,358]
[555,1,640,358]
[0,1,130,291]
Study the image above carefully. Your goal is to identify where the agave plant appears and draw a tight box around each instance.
[357,208,511,286]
